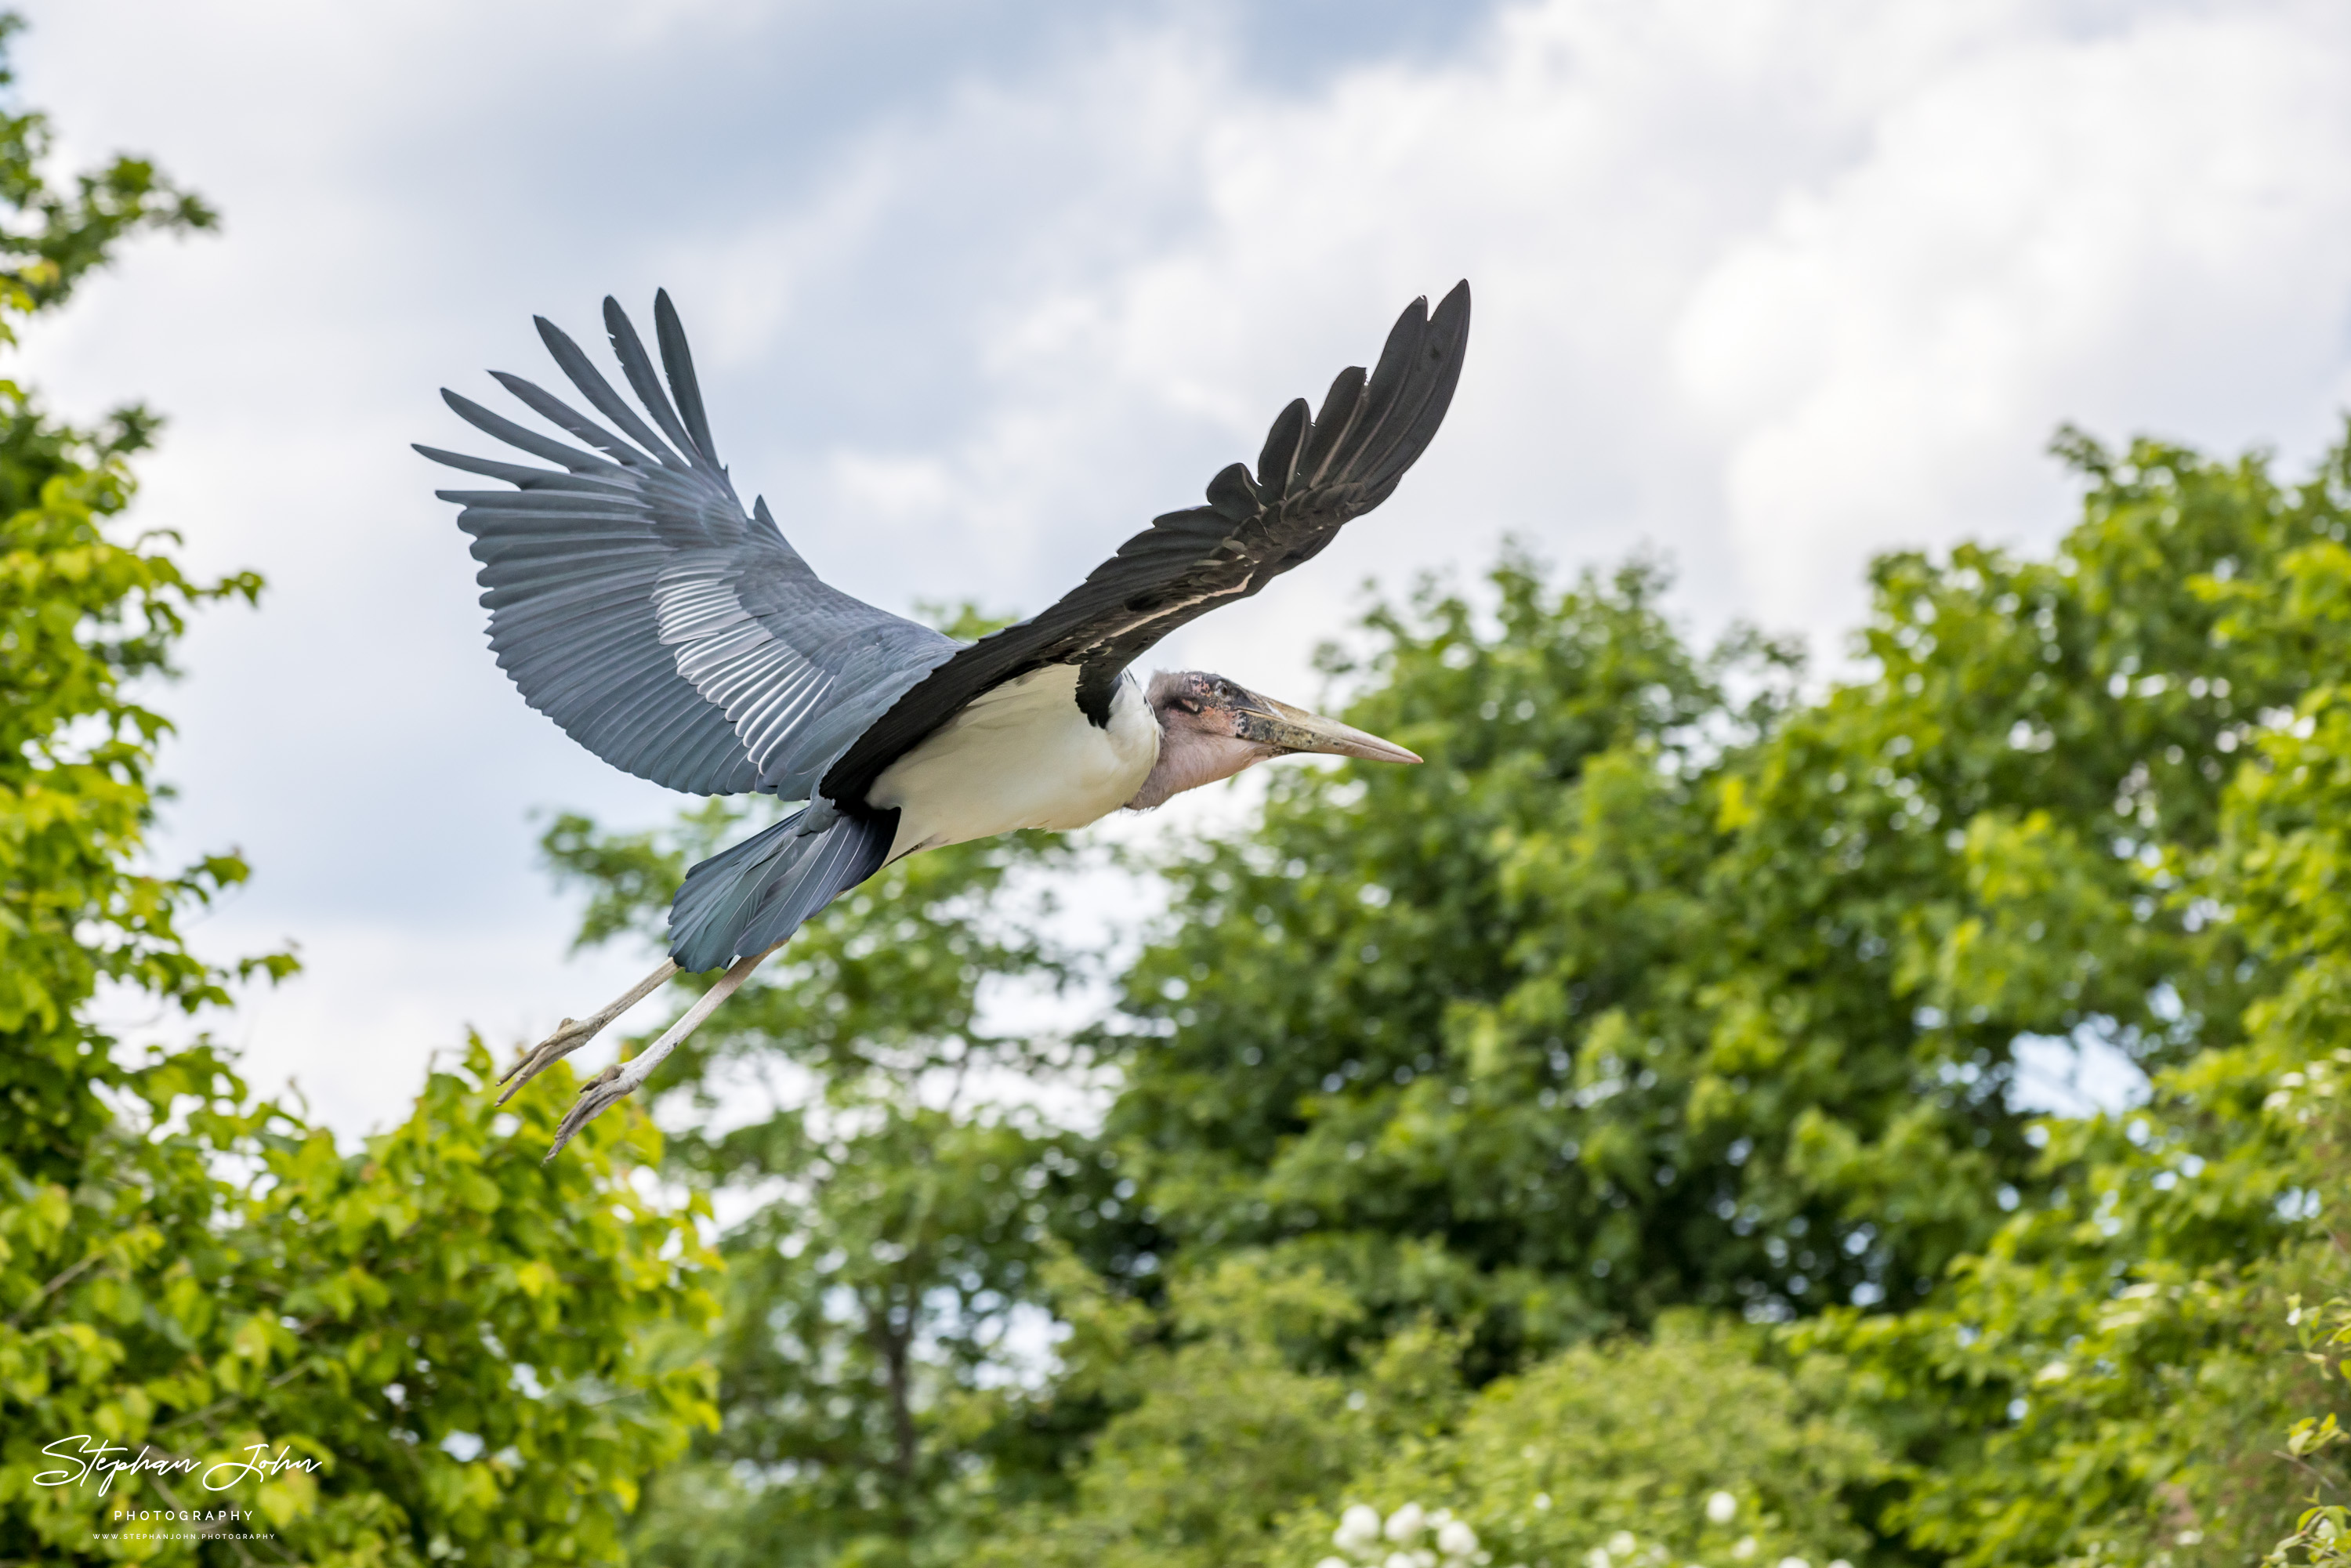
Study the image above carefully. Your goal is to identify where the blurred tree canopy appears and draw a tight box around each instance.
[0,19,717,1564]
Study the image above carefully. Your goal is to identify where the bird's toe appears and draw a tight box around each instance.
[496,1016,609,1103]
[542,1070,636,1164]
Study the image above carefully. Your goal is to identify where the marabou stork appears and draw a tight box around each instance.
[420,281,1470,1157]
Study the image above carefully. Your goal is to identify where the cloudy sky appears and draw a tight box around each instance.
[20,0,2351,1134]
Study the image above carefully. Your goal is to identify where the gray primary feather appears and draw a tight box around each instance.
[417,292,957,805]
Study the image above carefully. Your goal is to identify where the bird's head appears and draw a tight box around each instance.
[1125,670,1420,810]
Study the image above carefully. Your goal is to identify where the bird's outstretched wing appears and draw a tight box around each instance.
[418,292,957,802]
[821,281,1470,808]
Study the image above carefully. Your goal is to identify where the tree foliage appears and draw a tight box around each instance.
[538,423,2351,1566]
[1098,422,2317,1374]
[1276,1313,1882,1568]
[555,802,1136,1566]
[1795,486,2351,1566]
[0,21,716,1563]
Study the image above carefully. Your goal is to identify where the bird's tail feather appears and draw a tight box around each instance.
[668,806,897,973]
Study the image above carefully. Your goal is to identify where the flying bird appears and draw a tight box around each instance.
[421,281,1470,1157]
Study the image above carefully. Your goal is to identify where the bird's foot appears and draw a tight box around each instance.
[529,947,770,1163]
[544,1062,635,1163]
[494,958,681,1108]
[497,1014,610,1105]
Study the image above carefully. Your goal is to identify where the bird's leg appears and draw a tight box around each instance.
[497,958,679,1106]
[542,946,773,1162]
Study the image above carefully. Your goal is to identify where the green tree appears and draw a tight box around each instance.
[1099,428,2314,1373]
[544,795,1142,1567]
[1007,428,2347,1566]
[969,1253,1472,1568]
[1275,1313,1883,1568]
[1100,556,1795,1371]
[1792,487,2351,1567]
[0,19,232,1193]
[0,20,717,1563]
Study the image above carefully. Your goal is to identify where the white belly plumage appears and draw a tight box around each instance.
[871,665,1159,861]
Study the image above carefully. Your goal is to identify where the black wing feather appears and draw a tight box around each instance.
[1256,398,1310,502]
[1299,365,1368,486]
[820,280,1470,808]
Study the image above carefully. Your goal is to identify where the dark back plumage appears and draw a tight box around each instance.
[820,281,1469,808]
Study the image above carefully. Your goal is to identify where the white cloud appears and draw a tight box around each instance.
[1675,3,2351,618]
[18,0,2351,1135]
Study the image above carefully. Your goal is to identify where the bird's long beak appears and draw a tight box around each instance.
[1233,690,1421,764]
